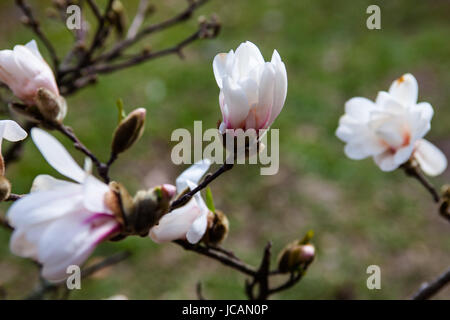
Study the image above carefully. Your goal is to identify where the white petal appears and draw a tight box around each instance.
[267,50,287,126]
[234,41,264,77]
[373,151,400,172]
[213,52,228,88]
[344,97,377,121]
[83,175,110,213]
[31,174,77,192]
[186,211,208,244]
[149,199,202,243]
[25,40,44,60]
[176,159,211,192]
[7,184,83,229]
[388,73,418,106]
[254,63,275,129]
[31,128,86,183]
[223,77,250,128]
[0,120,27,142]
[414,139,447,176]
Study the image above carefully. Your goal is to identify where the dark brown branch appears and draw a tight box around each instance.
[15,0,60,71]
[268,261,313,296]
[174,239,257,277]
[411,266,450,300]
[402,162,440,203]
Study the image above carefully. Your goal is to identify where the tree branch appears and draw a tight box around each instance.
[411,266,450,300]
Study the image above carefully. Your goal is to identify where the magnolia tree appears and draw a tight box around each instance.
[0,0,448,300]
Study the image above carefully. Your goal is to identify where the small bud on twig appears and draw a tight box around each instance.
[35,87,67,123]
[203,209,229,245]
[111,107,146,156]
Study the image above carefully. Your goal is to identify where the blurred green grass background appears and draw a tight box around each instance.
[1,0,450,299]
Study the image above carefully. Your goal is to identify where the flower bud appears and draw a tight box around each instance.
[130,184,175,237]
[35,87,67,123]
[203,209,229,245]
[277,242,315,273]
[111,108,146,156]
[0,176,11,202]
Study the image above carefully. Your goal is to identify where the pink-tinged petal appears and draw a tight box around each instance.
[31,128,86,183]
[0,120,27,142]
[176,159,211,192]
[38,213,119,282]
[223,77,250,129]
[414,139,447,176]
[10,227,39,259]
[267,50,287,126]
[149,199,202,243]
[388,73,418,106]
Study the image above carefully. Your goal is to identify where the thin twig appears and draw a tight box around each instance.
[174,240,256,276]
[402,162,440,203]
[196,281,206,300]
[15,0,60,71]
[411,266,450,300]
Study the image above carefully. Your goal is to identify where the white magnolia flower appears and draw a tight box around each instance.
[213,41,287,131]
[336,73,447,175]
[0,120,27,172]
[0,40,59,106]
[7,128,120,281]
[149,159,212,244]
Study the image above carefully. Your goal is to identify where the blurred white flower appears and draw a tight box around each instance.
[149,159,212,244]
[213,41,287,131]
[0,120,27,173]
[7,128,120,282]
[336,73,447,175]
[0,40,59,106]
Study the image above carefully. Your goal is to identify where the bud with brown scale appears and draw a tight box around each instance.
[35,87,67,123]
[203,209,229,245]
[277,231,315,273]
[111,108,146,156]
[105,181,176,238]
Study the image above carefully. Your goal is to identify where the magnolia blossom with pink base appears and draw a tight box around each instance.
[336,73,447,175]
[0,40,59,106]
[7,128,121,281]
[213,41,287,132]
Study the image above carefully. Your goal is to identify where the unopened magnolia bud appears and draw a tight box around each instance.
[203,209,229,245]
[129,184,176,237]
[0,176,11,202]
[111,108,146,156]
[441,184,450,198]
[277,242,315,273]
[110,0,127,36]
[35,87,67,123]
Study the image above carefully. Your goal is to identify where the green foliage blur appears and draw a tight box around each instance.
[0,0,449,299]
